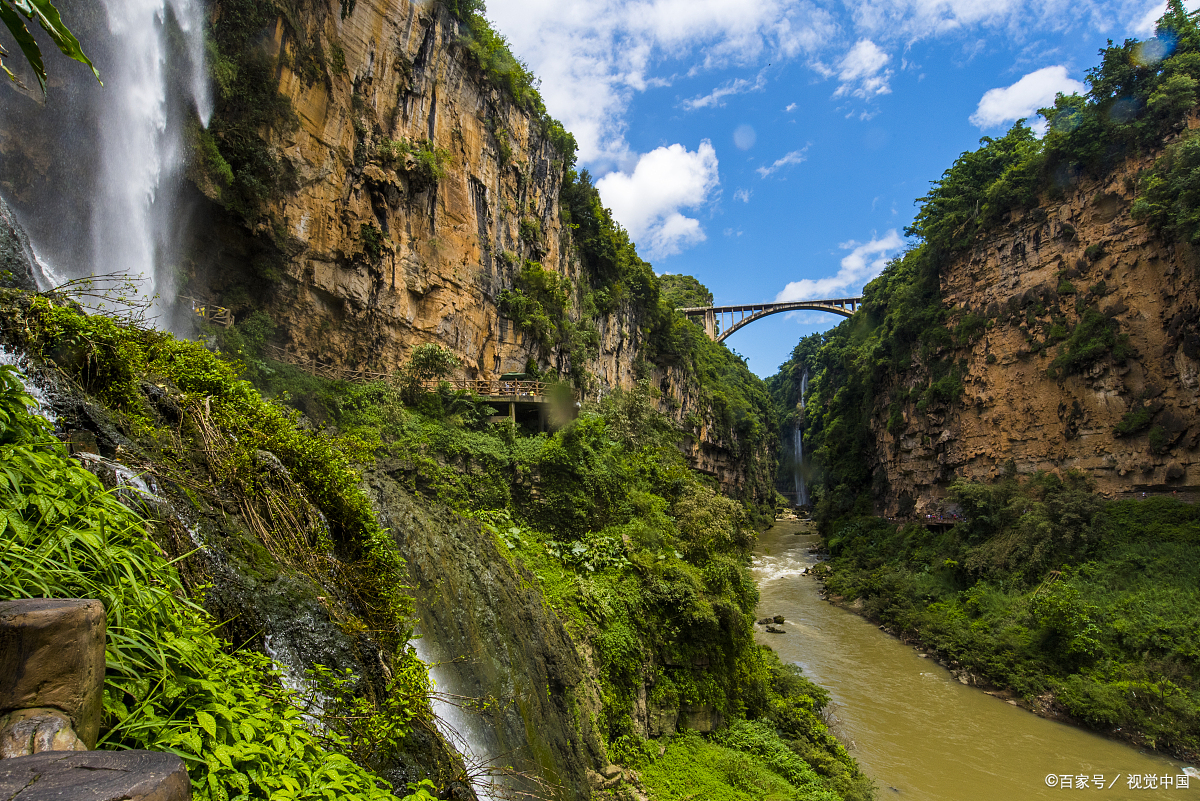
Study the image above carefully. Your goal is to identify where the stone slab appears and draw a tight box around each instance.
[0,750,189,801]
[0,599,106,749]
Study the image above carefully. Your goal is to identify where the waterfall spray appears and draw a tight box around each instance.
[91,0,210,323]
[1,0,210,328]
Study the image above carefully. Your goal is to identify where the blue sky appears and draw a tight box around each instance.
[486,0,1194,378]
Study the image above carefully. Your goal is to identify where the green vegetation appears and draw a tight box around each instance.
[768,1,1187,514]
[659,273,715,308]
[1114,404,1155,436]
[202,0,300,221]
[227,345,869,798]
[767,9,1200,764]
[439,0,577,164]
[1046,307,1133,378]
[0,358,437,800]
[820,472,1200,759]
[557,173,778,498]
[0,0,98,94]
[378,137,452,187]
[497,260,574,351]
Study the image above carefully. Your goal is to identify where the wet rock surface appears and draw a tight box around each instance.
[0,750,189,801]
[364,464,605,801]
[0,194,41,291]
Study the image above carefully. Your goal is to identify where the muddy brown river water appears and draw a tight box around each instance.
[752,521,1197,800]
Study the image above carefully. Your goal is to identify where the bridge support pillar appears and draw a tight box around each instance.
[704,309,716,341]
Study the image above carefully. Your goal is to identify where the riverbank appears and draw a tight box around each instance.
[813,473,1200,763]
[752,522,1189,800]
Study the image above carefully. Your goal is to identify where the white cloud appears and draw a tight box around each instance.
[775,230,904,300]
[595,141,720,258]
[970,65,1086,129]
[484,0,1165,170]
[683,71,768,110]
[833,39,893,98]
[733,188,753,203]
[1132,1,1200,35]
[785,102,798,111]
[756,146,809,178]
[485,0,838,166]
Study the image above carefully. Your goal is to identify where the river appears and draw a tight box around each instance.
[752,520,1194,800]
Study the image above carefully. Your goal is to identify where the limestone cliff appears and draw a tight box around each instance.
[200,0,566,378]
[188,0,774,503]
[876,149,1200,514]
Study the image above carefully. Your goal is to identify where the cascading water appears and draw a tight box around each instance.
[793,368,809,507]
[0,0,210,328]
[91,0,211,321]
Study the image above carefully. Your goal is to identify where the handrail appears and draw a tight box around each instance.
[183,296,234,328]
[261,345,561,397]
[418,378,550,396]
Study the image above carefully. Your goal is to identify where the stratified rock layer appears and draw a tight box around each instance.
[0,750,189,801]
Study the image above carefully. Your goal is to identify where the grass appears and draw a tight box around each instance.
[641,730,842,801]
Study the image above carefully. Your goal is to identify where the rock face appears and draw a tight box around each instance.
[875,154,1200,513]
[186,0,581,382]
[0,194,42,291]
[0,599,106,750]
[364,463,606,800]
[0,750,189,801]
[186,0,770,501]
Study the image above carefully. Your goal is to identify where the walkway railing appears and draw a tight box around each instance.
[418,378,550,396]
[184,296,233,328]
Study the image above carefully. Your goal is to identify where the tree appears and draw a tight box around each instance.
[0,0,99,95]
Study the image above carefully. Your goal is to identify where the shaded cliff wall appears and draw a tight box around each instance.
[874,154,1200,513]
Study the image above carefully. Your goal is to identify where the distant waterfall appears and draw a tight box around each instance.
[793,369,809,507]
[0,0,210,327]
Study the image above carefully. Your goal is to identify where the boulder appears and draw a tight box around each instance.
[0,709,86,758]
[0,750,189,801]
[0,194,41,291]
[0,600,106,749]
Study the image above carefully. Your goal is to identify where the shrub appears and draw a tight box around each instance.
[0,364,418,801]
[1047,308,1133,378]
[1114,405,1155,436]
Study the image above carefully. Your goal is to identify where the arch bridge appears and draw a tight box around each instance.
[678,297,863,343]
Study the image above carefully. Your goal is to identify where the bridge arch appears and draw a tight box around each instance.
[678,297,862,342]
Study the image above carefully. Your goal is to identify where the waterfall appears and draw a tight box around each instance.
[411,634,506,801]
[793,369,809,507]
[0,0,210,328]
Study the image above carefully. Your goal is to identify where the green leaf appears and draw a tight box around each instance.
[0,0,98,95]
[197,710,217,740]
[0,5,38,88]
